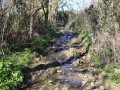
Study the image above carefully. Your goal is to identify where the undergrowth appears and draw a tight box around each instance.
[67,12,120,88]
[77,28,91,47]
[66,0,120,88]
[101,63,120,87]
[7,49,34,65]
[91,56,120,87]
[91,56,100,66]
[31,26,58,53]
[0,50,33,90]
[0,25,58,89]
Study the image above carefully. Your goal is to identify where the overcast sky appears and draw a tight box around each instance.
[60,0,99,11]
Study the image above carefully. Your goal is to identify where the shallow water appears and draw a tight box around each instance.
[27,29,83,90]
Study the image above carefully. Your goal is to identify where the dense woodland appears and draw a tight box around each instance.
[0,0,120,89]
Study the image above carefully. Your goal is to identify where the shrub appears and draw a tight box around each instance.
[0,49,34,89]
[31,26,58,53]
[78,28,86,37]
[98,0,103,7]
[0,55,24,90]
[77,28,87,43]
[31,36,49,52]
[48,26,58,36]
[77,28,91,47]
[8,49,33,65]
[99,63,120,87]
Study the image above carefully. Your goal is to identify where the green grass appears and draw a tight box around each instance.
[104,63,120,87]
[98,63,120,87]
[91,56,100,66]
[110,73,120,87]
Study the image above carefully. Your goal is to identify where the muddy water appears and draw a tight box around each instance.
[27,29,84,90]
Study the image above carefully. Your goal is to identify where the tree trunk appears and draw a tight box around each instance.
[0,0,3,53]
[48,0,52,24]
[0,0,2,10]
[29,14,33,39]
[48,0,58,25]
[0,9,9,54]
[29,0,34,39]
[42,1,49,26]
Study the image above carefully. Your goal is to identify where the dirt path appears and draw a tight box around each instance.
[22,27,108,90]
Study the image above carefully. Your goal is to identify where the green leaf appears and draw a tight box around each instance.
[0,62,3,69]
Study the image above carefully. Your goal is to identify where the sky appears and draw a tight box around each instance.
[60,0,99,11]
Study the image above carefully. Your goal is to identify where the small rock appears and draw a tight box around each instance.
[88,74,95,81]
[85,53,91,61]
[34,57,40,61]
[48,80,52,83]
[57,70,62,73]
[65,79,69,82]
[62,86,69,90]
[98,74,103,80]
[96,80,102,85]
[55,88,59,90]
[101,71,107,76]
[72,59,80,67]
[64,83,70,87]
[91,82,95,87]
[99,86,104,90]
[70,68,73,70]
[47,67,57,75]
[82,56,86,60]
[95,75,98,78]
[91,63,95,67]
[80,59,86,64]
[82,80,88,86]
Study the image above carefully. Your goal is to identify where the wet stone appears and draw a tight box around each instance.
[57,75,65,79]
[72,59,80,67]
[57,70,62,73]
[65,76,82,88]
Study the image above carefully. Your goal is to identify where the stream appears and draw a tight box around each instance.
[26,28,85,90]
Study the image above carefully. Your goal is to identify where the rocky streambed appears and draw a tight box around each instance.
[23,27,106,90]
